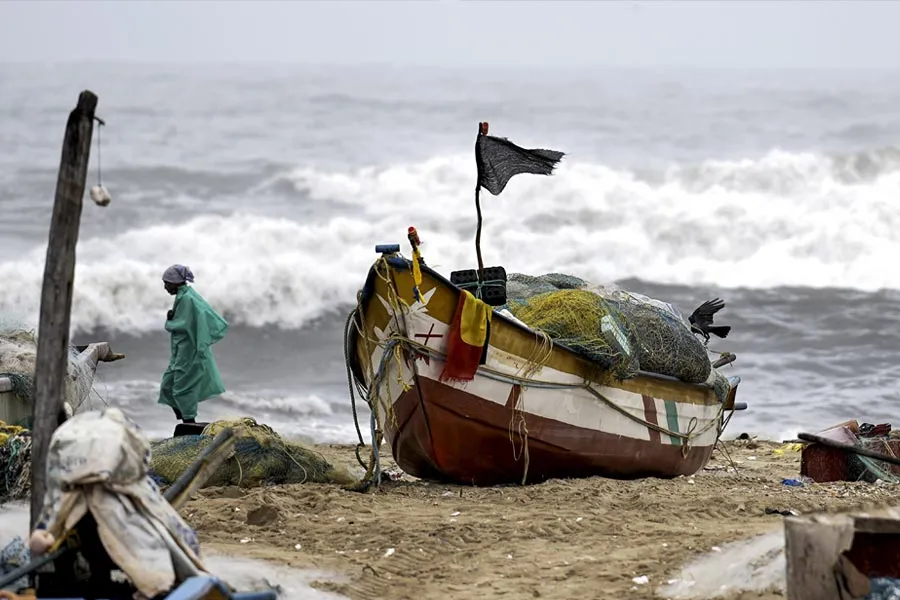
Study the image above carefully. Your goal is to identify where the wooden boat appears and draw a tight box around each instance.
[0,341,124,426]
[347,247,744,486]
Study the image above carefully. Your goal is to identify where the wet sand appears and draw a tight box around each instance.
[183,439,899,600]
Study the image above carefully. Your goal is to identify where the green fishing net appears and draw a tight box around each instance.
[501,273,715,385]
[149,418,355,489]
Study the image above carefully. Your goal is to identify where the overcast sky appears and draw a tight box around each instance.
[1,1,898,69]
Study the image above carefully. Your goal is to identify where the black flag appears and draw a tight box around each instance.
[475,129,565,196]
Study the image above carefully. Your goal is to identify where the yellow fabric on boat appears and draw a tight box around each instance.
[459,290,492,347]
[411,248,423,290]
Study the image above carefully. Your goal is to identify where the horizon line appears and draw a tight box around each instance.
[2,60,900,71]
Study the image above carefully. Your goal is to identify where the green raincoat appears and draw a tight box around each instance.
[158,285,229,420]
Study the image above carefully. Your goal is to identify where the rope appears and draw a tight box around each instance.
[460,278,506,301]
[96,120,102,186]
[343,308,369,470]
[857,439,900,484]
[507,329,553,483]
[341,279,407,491]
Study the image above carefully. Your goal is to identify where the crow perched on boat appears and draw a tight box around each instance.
[688,298,731,343]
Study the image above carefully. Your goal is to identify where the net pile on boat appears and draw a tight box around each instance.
[149,417,354,489]
[502,273,716,385]
[0,327,97,420]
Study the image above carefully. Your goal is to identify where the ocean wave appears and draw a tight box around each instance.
[1,148,899,335]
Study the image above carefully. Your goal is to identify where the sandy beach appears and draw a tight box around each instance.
[182,438,899,600]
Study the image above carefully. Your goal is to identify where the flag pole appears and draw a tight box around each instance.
[474,121,488,282]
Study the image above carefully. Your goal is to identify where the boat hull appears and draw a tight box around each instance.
[390,374,715,486]
[351,255,737,486]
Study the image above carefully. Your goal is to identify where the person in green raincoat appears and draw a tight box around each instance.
[158,264,229,423]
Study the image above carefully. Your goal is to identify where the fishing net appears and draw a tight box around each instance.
[506,273,588,301]
[0,425,32,503]
[604,289,712,384]
[505,288,640,380]
[149,417,355,489]
[0,327,98,423]
[844,435,900,485]
[502,273,713,384]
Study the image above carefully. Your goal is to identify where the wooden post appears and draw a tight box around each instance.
[784,513,856,600]
[784,508,900,600]
[30,91,98,531]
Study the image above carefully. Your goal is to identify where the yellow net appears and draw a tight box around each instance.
[504,274,716,385]
[149,417,355,489]
[0,422,27,447]
[506,289,640,380]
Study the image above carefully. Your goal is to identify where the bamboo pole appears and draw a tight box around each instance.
[164,428,237,508]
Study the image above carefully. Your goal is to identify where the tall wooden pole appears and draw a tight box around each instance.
[30,91,98,530]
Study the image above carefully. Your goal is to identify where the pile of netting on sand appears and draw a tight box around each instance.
[501,273,730,397]
[149,417,355,489]
[0,417,356,503]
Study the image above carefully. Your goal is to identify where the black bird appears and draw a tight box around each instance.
[688,298,731,343]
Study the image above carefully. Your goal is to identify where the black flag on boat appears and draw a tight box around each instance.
[475,122,565,196]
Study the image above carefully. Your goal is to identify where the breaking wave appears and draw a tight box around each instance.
[1,147,899,335]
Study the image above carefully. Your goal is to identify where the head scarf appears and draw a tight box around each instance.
[161,264,195,285]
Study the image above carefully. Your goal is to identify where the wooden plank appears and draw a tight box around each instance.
[784,513,856,600]
[853,513,900,534]
[30,91,98,531]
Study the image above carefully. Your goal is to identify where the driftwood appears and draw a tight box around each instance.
[30,91,100,530]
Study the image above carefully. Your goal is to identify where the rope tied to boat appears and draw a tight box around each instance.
[343,258,417,490]
[506,328,555,483]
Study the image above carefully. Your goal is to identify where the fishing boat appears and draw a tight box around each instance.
[0,341,124,426]
[347,246,744,486]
